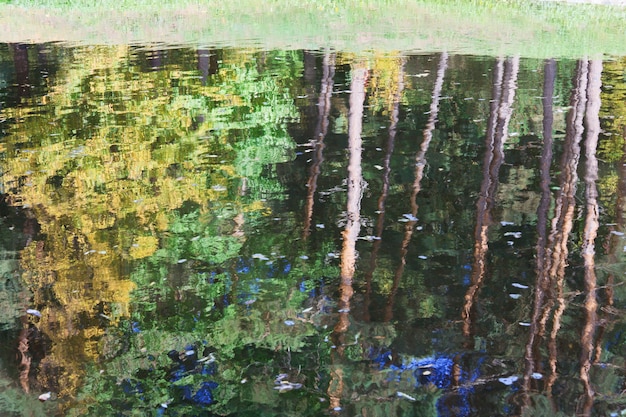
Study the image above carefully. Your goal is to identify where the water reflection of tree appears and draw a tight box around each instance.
[535,59,586,399]
[0,46,303,409]
[521,59,604,415]
[384,53,447,322]
[578,58,602,417]
[522,58,556,397]
[462,56,519,339]
[328,63,367,413]
[362,57,402,323]
[303,52,335,240]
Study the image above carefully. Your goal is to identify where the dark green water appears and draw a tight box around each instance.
[0,45,625,417]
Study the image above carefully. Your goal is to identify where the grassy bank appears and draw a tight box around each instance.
[0,0,625,58]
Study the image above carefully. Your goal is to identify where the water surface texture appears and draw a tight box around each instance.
[1,45,626,417]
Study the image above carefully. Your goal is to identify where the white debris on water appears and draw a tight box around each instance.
[38,392,52,402]
[397,391,417,401]
[498,376,518,386]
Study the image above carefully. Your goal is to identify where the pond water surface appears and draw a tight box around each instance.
[0,45,625,417]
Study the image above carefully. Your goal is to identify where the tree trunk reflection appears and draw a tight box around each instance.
[578,58,602,417]
[544,60,588,395]
[328,63,367,413]
[363,57,405,323]
[522,58,556,396]
[384,53,447,322]
[303,52,335,240]
[462,56,519,338]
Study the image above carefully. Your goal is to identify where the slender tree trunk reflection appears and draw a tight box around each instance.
[303,53,335,240]
[578,59,602,417]
[328,63,367,413]
[522,58,556,397]
[17,319,31,393]
[462,56,519,338]
[12,44,31,99]
[544,60,588,395]
[196,49,218,86]
[384,53,447,322]
[363,57,405,323]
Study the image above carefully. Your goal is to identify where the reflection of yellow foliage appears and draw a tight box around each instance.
[246,200,271,213]
[20,225,135,402]
[600,173,619,218]
[601,58,626,162]
[369,53,405,116]
[129,236,159,259]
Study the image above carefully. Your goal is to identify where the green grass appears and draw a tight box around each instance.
[0,0,625,58]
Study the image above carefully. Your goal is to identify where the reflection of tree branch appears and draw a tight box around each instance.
[303,53,335,239]
[328,64,367,413]
[384,53,447,322]
[578,59,602,417]
[363,58,405,323]
[462,56,519,338]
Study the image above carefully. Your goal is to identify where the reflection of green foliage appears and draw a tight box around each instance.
[521,395,573,417]
[235,133,296,178]
[166,211,244,264]
[0,375,51,417]
[0,259,23,331]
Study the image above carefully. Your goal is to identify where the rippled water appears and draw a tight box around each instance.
[0,45,624,416]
